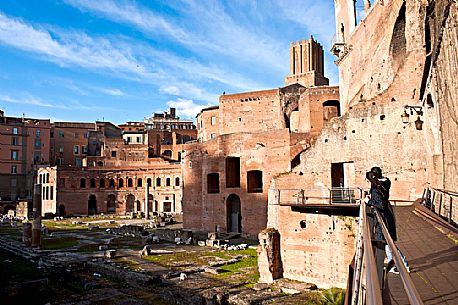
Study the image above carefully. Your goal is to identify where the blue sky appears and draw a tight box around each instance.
[0,0,338,124]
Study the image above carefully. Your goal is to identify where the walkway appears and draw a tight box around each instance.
[383,205,458,305]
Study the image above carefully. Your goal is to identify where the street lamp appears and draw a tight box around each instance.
[401,105,423,130]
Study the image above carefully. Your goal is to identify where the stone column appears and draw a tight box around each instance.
[257,228,283,283]
[144,183,149,219]
[31,184,42,248]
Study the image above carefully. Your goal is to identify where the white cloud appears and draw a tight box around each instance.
[0,94,57,108]
[0,13,221,102]
[0,13,144,74]
[64,0,193,45]
[0,93,101,111]
[160,86,180,95]
[95,87,124,96]
[166,98,214,119]
[64,0,286,73]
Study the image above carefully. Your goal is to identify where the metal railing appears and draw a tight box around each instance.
[422,187,457,226]
[351,202,424,305]
[278,187,363,205]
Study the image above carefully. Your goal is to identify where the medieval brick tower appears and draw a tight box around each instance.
[284,35,329,87]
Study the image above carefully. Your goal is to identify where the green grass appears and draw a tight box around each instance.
[320,288,345,305]
[142,249,234,268]
[76,243,101,252]
[113,258,142,270]
[42,215,127,232]
[42,236,79,250]
[41,220,88,231]
[110,236,143,250]
[0,226,22,236]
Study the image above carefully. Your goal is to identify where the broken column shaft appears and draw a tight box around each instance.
[31,184,42,248]
[144,183,149,219]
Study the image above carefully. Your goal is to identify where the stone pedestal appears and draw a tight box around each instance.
[22,222,32,246]
[257,228,283,283]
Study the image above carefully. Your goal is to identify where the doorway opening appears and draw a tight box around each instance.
[88,195,97,215]
[226,194,241,233]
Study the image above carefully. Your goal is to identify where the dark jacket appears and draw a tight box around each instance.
[367,177,397,242]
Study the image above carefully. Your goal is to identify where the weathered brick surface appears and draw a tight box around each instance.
[39,163,182,216]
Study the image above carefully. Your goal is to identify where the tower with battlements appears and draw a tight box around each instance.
[284,36,329,87]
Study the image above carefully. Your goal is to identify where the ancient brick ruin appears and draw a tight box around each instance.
[182,36,339,237]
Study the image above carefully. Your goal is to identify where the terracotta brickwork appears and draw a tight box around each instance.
[260,0,456,289]
[285,36,329,87]
[39,109,194,217]
[421,1,458,191]
[39,162,182,217]
[333,0,426,112]
[183,36,339,237]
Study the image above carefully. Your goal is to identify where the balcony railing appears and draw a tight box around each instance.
[278,187,363,205]
[422,187,457,226]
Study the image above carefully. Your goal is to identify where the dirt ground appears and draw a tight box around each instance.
[0,216,343,305]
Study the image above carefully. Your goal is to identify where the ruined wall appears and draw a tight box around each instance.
[294,86,340,134]
[264,101,428,288]
[197,107,220,142]
[272,102,428,200]
[272,204,357,289]
[219,90,283,135]
[52,166,182,216]
[182,129,294,236]
[424,1,458,191]
[337,0,427,112]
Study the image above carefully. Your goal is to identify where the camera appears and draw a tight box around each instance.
[366,171,375,180]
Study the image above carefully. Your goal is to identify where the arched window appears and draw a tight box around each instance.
[90,178,96,188]
[147,178,152,187]
[175,177,180,187]
[166,177,171,187]
[137,178,143,187]
[127,178,133,187]
[45,186,49,200]
[156,177,161,187]
[80,178,86,188]
[46,173,50,183]
[118,178,124,188]
[109,178,115,188]
[39,174,42,184]
[100,178,105,188]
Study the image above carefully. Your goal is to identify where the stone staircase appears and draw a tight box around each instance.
[0,235,42,261]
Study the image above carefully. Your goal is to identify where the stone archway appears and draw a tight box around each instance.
[88,195,97,215]
[226,194,241,233]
